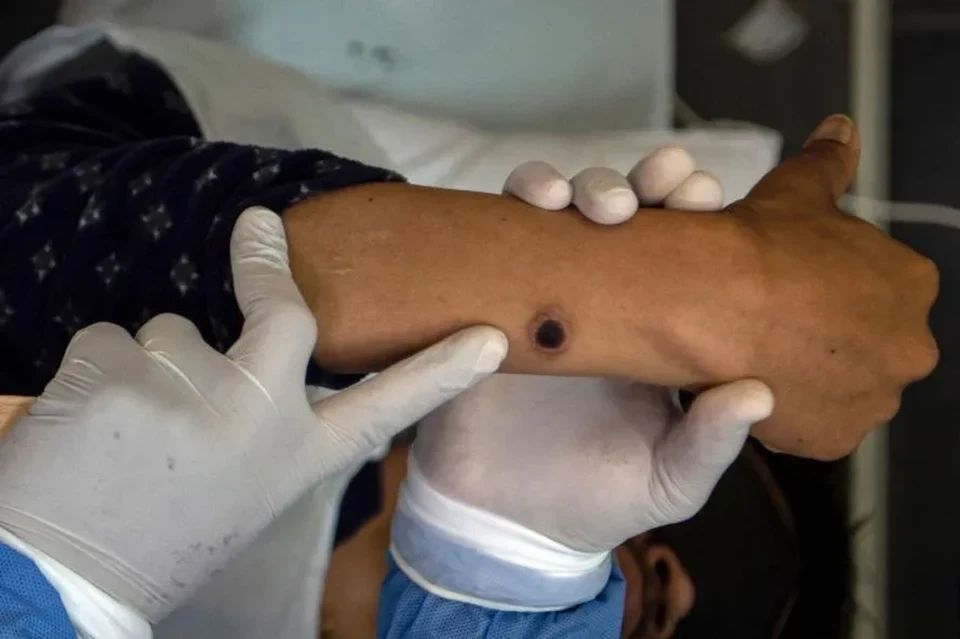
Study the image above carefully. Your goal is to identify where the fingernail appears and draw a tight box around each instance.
[804,114,854,147]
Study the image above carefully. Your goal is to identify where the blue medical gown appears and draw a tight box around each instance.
[377,555,625,639]
[0,544,75,639]
[0,540,624,639]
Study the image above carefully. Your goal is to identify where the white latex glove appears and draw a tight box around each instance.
[392,150,773,612]
[0,207,506,628]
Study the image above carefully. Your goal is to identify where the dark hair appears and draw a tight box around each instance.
[660,440,854,639]
[760,449,855,639]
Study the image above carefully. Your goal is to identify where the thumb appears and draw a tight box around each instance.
[306,326,508,472]
[653,379,774,516]
[747,114,861,205]
[227,207,318,389]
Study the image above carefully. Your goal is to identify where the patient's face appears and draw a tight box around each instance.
[615,532,694,638]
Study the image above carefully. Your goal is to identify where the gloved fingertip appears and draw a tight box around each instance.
[236,206,284,235]
[629,147,697,205]
[231,206,291,272]
[579,187,638,225]
[539,178,575,210]
[692,379,774,426]
[504,161,572,210]
[664,171,724,211]
[571,167,637,224]
[453,326,509,376]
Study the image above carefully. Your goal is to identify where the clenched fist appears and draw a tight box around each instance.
[711,115,938,459]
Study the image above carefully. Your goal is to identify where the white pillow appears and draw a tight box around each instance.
[345,100,783,206]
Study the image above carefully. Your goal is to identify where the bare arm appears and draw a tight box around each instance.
[284,182,753,386]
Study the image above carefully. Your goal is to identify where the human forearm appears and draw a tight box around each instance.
[283,182,751,385]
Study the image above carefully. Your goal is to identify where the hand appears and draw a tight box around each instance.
[0,207,507,622]
[507,117,939,461]
[411,154,770,555]
[718,115,938,459]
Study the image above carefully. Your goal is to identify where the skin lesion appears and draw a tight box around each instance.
[530,308,570,354]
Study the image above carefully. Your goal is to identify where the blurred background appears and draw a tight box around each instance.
[2,1,956,638]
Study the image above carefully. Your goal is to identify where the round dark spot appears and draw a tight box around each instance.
[534,319,566,350]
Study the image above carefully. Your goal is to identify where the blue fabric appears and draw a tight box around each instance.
[377,554,625,639]
[0,544,75,639]
[391,506,611,610]
[0,51,403,398]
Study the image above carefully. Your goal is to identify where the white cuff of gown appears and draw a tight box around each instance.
[0,526,151,639]
[390,454,611,613]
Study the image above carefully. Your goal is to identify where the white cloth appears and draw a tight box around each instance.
[59,0,674,132]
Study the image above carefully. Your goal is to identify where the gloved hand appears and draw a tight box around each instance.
[391,150,773,612]
[0,207,507,627]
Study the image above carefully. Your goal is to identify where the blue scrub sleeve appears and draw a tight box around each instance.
[376,554,625,639]
[0,543,75,639]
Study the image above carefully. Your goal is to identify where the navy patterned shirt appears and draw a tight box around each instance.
[0,52,402,397]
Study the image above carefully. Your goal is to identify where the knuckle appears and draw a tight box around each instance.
[140,312,184,331]
[918,336,940,377]
[136,313,194,342]
[876,393,903,423]
[74,321,128,342]
[904,252,940,296]
[913,253,939,281]
[67,322,130,354]
[900,329,939,379]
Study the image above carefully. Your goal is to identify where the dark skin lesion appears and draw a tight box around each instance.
[535,319,566,350]
[530,308,570,353]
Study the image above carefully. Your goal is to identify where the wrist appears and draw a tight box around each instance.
[0,527,152,639]
[658,214,765,385]
[390,454,611,612]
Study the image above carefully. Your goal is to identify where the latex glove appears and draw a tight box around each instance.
[501,146,724,222]
[393,151,772,612]
[0,207,506,626]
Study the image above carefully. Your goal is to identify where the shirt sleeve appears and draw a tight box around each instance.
[0,543,76,639]
[0,52,402,396]
[376,554,625,639]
